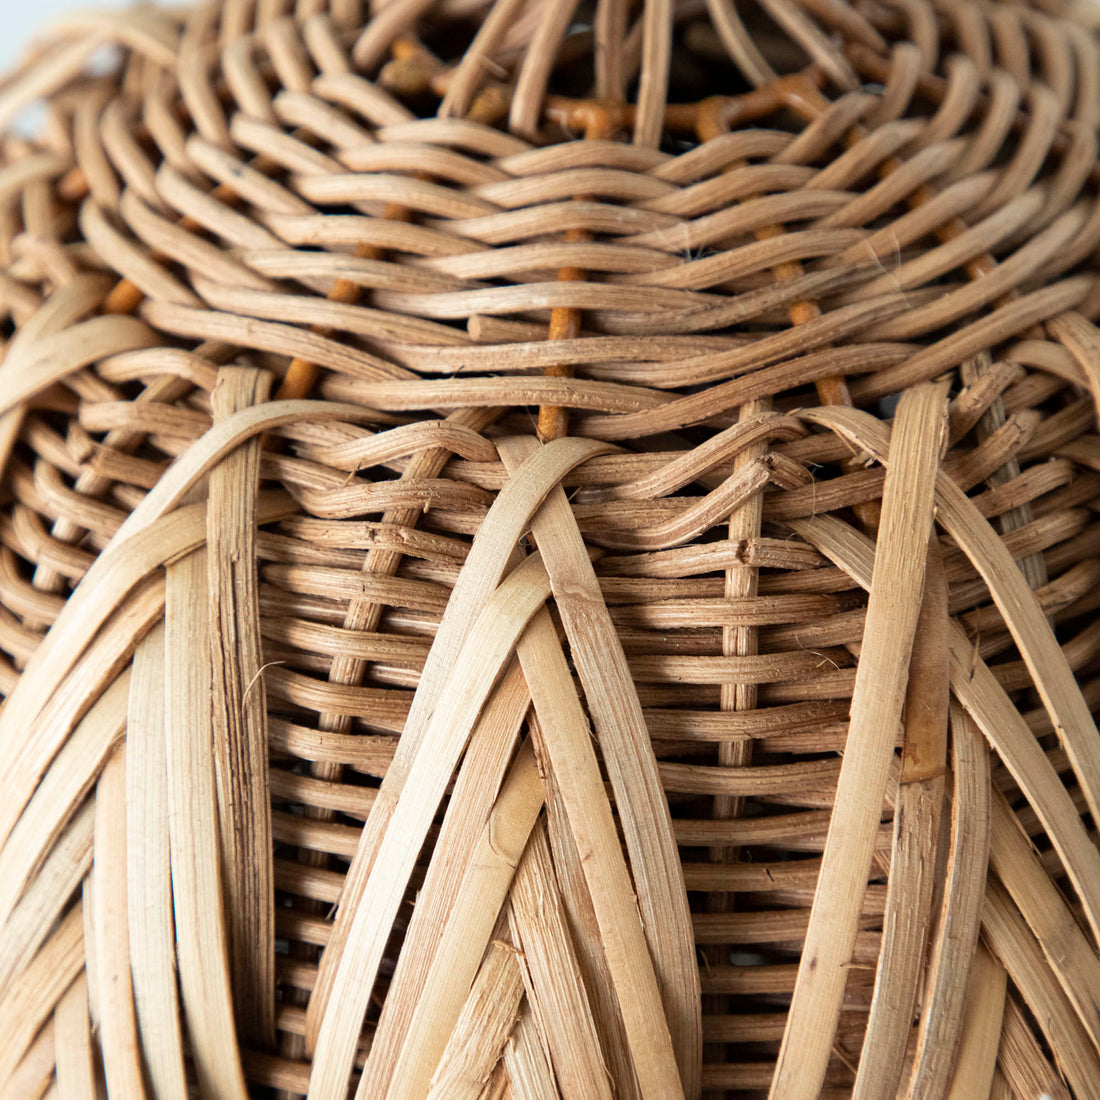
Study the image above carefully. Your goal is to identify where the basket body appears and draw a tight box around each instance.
[1,0,1100,1096]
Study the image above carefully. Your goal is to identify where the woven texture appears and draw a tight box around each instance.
[1,0,1100,1096]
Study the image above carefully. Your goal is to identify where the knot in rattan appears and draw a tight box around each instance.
[0,0,1099,1097]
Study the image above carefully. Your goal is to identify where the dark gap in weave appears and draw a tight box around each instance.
[420,17,482,66]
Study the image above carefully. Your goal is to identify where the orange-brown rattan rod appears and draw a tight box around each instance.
[1,0,1100,1098]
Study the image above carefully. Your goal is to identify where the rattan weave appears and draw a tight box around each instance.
[0,0,1100,1096]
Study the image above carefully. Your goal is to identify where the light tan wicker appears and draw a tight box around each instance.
[0,0,1099,1096]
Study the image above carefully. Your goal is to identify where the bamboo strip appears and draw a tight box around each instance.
[853,539,948,1098]
[357,660,530,1094]
[593,0,628,99]
[982,878,1100,1099]
[773,383,947,1099]
[0,32,112,132]
[0,799,92,991]
[481,1062,512,1100]
[80,825,99,1034]
[507,822,611,1099]
[306,436,608,1056]
[761,0,857,86]
[905,704,991,1100]
[532,113,610,445]
[37,4,179,63]
[53,973,97,1100]
[989,787,1100,1048]
[935,474,1100,815]
[207,366,276,1048]
[997,993,1071,1100]
[540,739,640,1100]
[0,403,372,845]
[79,201,201,308]
[580,303,910,439]
[4,1018,55,1100]
[502,1005,559,1100]
[90,745,145,1098]
[0,904,84,1082]
[517,606,684,1099]
[35,371,198,596]
[788,512,1100,951]
[292,407,504,968]
[126,625,188,1100]
[800,404,1100,909]
[308,553,565,1098]
[499,436,701,1096]
[702,0,775,86]
[945,944,1006,1100]
[0,670,131,935]
[380,736,544,1097]
[164,542,248,1099]
[0,533,222,860]
[425,928,526,1100]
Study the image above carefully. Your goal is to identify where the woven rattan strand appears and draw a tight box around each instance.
[0,0,1099,1096]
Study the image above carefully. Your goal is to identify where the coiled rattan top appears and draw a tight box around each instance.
[0,0,1099,1097]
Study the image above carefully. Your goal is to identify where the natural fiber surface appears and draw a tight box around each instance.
[0,0,1099,1096]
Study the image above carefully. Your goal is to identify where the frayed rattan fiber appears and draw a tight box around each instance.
[2,0,1100,1096]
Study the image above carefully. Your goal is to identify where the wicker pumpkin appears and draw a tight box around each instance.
[1,0,1099,1096]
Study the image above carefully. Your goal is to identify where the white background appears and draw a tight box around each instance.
[2,0,134,76]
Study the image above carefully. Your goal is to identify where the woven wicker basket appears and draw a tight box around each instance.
[1,0,1099,1096]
